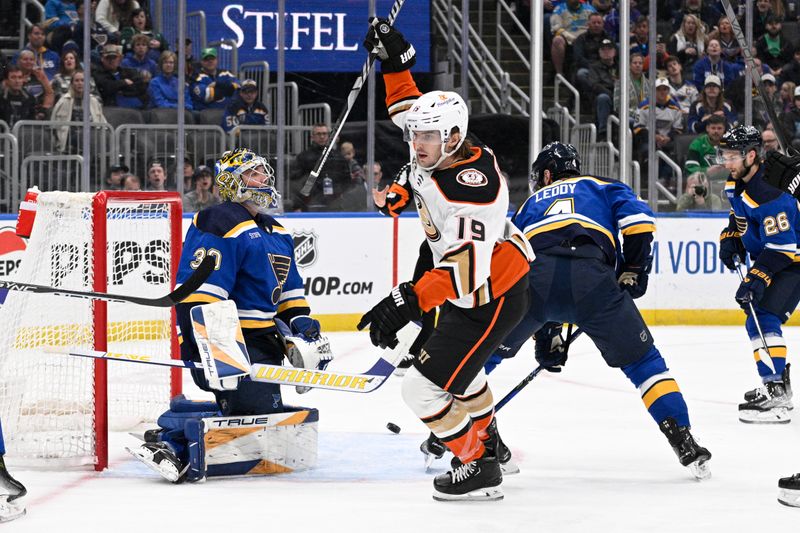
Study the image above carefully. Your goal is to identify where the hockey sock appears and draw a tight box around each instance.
[622,347,690,427]
[0,418,5,455]
[746,312,786,381]
[454,380,495,441]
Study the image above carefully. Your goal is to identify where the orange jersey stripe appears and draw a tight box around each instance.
[444,295,506,391]
[383,70,422,109]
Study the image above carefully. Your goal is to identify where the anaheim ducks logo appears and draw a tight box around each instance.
[456,169,488,187]
[734,214,748,234]
[415,193,441,242]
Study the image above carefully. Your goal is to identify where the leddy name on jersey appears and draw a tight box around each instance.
[533,182,578,202]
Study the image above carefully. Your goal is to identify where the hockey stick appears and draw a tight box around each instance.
[732,254,772,356]
[299,0,406,198]
[47,322,421,394]
[0,255,215,307]
[720,0,795,154]
[495,326,582,412]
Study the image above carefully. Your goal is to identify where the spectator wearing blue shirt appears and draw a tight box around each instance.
[122,34,158,81]
[14,24,60,80]
[148,51,192,110]
[44,0,82,52]
[693,39,741,90]
[222,79,268,133]
[190,47,240,111]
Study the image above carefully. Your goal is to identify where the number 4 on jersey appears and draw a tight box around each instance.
[545,198,575,216]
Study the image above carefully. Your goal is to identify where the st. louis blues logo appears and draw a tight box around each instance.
[292,231,318,268]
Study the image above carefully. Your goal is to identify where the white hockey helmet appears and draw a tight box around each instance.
[403,90,469,170]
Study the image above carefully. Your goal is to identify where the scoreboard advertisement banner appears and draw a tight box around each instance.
[184,0,431,72]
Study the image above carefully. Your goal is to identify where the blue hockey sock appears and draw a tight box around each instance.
[622,347,690,427]
[746,312,786,382]
[0,418,5,455]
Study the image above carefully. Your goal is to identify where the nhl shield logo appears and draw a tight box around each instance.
[292,231,318,268]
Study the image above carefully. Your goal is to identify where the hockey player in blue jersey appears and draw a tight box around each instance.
[129,148,330,482]
[0,418,26,522]
[485,142,712,479]
[717,125,798,424]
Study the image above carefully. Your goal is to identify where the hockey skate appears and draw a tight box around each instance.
[778,473,800,507]
[433,450,503,502]
[450,419,520,475]
[0,456,26,523]
[127,442,188,483]
[659,417,712,480]
[739,365,793,424]
[420,432,447,470]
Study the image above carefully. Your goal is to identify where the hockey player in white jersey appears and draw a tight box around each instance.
[358,19,534,501]
[0,419,26,522]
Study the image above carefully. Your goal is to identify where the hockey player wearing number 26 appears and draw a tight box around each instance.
[129,148,330,483]
[484,142,712,480]
[357,19,534,502]
[717,126,799,424]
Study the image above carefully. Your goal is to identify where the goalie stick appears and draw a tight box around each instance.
[299,0,406,198]
[0,255,215,307]
[720,0,795,154]
[47,322,421,394]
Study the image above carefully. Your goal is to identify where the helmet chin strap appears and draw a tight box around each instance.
[414,136,465,171]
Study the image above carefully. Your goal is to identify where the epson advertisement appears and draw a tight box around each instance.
[185,0,431,72]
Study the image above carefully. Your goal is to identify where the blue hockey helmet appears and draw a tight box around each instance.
[530,142,581,190]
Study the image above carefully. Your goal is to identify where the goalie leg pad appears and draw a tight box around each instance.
[193,409,320,479]
[153,395,220,459]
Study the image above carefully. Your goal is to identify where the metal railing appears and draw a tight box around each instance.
[186,11,208,59]
[208,39,239,74]
[431,0,528,116]
[297,104,332,130]
[0,134,18,213]
[19,0,44,48]
[555,75,580,128]
[239,61,271,112]
[495,0,530,69]
[569,124,596,165]
[655,150,683,207]
[18,155,83,211]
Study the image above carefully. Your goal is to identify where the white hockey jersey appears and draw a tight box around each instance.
[381,71,534,311]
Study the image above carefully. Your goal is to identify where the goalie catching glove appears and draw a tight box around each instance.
[534,322,569,373]
[276,316,334,394]
[363,17,416,73]
[357,282,421,349]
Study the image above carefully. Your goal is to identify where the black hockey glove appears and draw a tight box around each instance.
[363,17,416,73]
[719,228,746,271]
[764,150,800,198]
[357,282,421,349]
[618,256,653,299]
[534,322,568,373]
[735,266,772,311]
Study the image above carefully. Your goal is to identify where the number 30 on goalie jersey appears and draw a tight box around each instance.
[176,202,310,341]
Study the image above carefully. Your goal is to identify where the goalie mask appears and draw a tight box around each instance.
[215,148,280,212]
[403,90,469,170]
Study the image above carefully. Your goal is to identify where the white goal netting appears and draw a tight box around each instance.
[0,191,180,468]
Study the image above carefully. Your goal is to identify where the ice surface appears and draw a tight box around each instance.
[5,327,800,532]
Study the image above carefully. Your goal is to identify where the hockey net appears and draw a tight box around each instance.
[0,191,182,470]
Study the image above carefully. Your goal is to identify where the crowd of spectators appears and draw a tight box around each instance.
[551,0,800,210]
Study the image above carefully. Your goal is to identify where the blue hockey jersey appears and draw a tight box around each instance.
[724,168,800,274]
[175,202,309,354]
[512,175,656,267]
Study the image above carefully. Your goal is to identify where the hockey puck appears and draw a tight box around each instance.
[386,422,401,434]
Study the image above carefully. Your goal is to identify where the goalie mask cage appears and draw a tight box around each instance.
[0,191,183,471]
